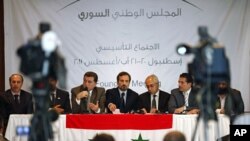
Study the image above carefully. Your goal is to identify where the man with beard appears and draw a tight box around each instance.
[215,81,244,141]
[215,80,244,117]
[106,71,139,113]
[48,76,72,114]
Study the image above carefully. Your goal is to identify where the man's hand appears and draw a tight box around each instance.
[89,101,99,112]
[108,103,117,112]
[187,109,200,114]
[150,108,158,114]
[140,108,147,114]
[53,105,64,114]
[76,91,88,100]
[174,106,185,114]
[220,109,225,114]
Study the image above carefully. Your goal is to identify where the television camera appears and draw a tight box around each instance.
[176,26,230,141]
[17,22,66,141]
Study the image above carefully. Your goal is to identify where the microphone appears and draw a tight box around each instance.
[132,109,145,114]
[82,86,88,91]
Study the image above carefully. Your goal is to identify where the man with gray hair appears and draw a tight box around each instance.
[4,74,34,114]
[138,74,170,114]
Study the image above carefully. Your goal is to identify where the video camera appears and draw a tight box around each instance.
[176,26,231,121]
[17,22,66,89]
[176,26,231,141]
[16,22,66,141]
[176,26,230,88]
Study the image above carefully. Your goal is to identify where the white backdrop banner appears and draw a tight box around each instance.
[4,0,250,111]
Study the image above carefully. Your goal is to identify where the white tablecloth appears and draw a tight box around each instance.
[5,114,230,141]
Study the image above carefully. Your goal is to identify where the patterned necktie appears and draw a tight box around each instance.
[87,91,91,112]
[120,93,125,113]
[184,92,188,107]
[152,95,157,109]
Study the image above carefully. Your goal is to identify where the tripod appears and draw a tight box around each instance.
[28,79,58,141]
[191,83,221,141]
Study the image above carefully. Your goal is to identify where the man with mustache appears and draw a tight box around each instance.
[215,80,244,117]
[106,71,139,113]
[71,71,106,114]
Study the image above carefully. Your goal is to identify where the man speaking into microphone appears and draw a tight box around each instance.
[71,71,106,114]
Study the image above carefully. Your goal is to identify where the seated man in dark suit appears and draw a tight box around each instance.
[215,81,245,141]
[0,94,10,137]
[168,73,200,114]
[106,71,139,113]
[48,76,72,114]
[138,74,170,114]
[4,74,34,115]
[0,116,9,141]
[71,71,106,114]
[215,80,244,118]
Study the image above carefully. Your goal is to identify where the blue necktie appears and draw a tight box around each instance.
[120,93,125,113]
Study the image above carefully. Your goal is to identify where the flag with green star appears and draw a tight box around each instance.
[132,133,149,141]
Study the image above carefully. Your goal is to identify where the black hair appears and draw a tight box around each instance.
[116,71,131,82]
[180,73,193,85]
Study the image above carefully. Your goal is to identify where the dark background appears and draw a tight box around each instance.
[0,1,5,92]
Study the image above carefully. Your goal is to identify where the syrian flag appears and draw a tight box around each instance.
[65,114,173,141]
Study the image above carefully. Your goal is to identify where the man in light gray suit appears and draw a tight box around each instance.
[71,71,106,114]
[168,73,199,114]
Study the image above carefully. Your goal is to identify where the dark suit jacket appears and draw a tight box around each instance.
[0,135,9,141]
[138,90,170,113]
[105,88,139,113]
[168,87,199,114]
[0,93,10,128]
[216,88,244,116]
[50,88,72,114]
[0,94,10,117]
[71,85,106,114]
[4,89,34,114]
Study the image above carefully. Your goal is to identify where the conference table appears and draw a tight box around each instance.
[5,114,230,141]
